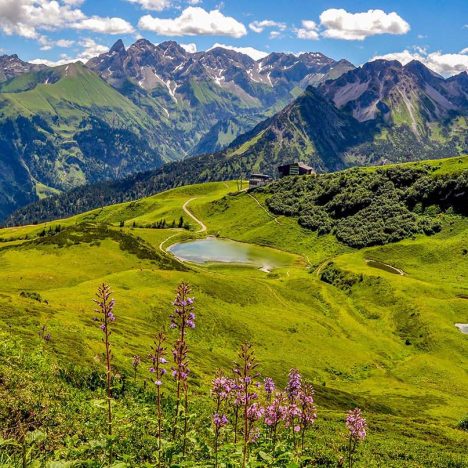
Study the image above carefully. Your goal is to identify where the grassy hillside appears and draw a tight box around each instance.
[0,158,467,465]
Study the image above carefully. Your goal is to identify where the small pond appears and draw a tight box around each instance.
[168,237,291,270]
[366,259,404,275]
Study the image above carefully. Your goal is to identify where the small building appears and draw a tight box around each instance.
[278,162,315,178]
[249,173,272,189]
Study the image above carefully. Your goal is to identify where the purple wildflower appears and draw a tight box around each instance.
[233,342,260,466]
[170,282,196,332]
[346,408,367,441]
[346,408,367,468]
[93,283,115,444]
[247,403,264,422]
[264,392,287,427]
[213,413,228,429]
[286,368,302,401]
[149,332,167,387]
[170,282,195,448]
[149,331,167,455]
[264,377,275,399]
[212,372,233,401]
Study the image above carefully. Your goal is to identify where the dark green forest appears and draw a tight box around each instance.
[261,163,468,247]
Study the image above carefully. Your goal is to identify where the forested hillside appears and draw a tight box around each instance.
[261,159,468,247]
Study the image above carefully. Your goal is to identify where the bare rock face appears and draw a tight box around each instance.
[0,54,46,81]
[85,39,355,157]
[319,60,468,127]
[87,39,352,99]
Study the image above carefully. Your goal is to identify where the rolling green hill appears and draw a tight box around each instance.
[0,157,467,465]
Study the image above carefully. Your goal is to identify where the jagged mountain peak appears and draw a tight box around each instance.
[319,58,468,124]
[0,54,47,81]
[365,59,403,70]
[129,38,157,53]
[404,59,443,80]
[110,39,126,54]
[157,40,187,55]
[202,46,256,69]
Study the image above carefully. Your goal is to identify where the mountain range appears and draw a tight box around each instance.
[0,39,467,223]
[0,40,354,220]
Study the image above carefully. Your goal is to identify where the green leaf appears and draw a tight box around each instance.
[25,430,46,445]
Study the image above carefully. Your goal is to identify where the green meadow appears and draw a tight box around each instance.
[0,158,467,466]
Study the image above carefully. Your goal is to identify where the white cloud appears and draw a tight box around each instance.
[372,48,468,77]
[269,30,282,39]
[30,55,71,67]
[39,36,75,50]
[138,7,246,38]
[31,38,109,66]
[249,20,286,34]
[55,39,75,47]
[187,0,201,4]
[208,43,268,61]
[0,0,85,39]
[295,20,319,40]
[180,42,197,53]
[0,1,133,40]
[126,0,171,11]
[73,16,134,34]
[320,9,410,40]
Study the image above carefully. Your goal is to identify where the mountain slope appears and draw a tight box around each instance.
[220,60,468,171]
[3,56,467,223]
[318,60,468,164]
[0,62,165,219]
[0,42,355,219]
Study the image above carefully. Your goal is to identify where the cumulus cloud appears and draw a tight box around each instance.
[138,7,246,38]
[126,0,171,11]
[31,38,109,66]
[208,43,268,61]
[0,0,133,40]
[0,0,85,39]
[73,17,134,34]
[320,9,410,40]
[371,48,468,77]
[295,20,319,40]
[249,20,286,34]
[180,42,197,53]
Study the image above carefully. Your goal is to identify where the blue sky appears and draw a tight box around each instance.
[0,0,467,76]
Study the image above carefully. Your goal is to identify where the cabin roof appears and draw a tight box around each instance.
[278,162,314,171]
[250,173,272,179]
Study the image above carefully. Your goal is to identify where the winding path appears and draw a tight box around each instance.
[183,198,207,233]
[247,193,280,225]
